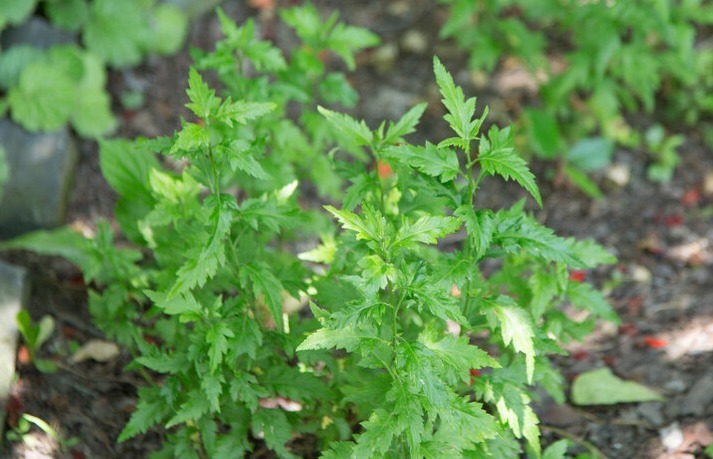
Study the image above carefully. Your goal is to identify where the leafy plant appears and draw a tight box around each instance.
[6,412,78,452]
[439,0,713,193]
[1,7,617,458]
[644,124,684,183]
[15,310,57,373]
[0,0,188,137]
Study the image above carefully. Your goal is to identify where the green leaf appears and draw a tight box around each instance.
[167,390,211,428]
[150,3,188,55]
[393,215,461,248]
[185,67,219,120]
[383,102,428,144]
[118,387,170,442]
[45,0,89,32]
[84,0,149,67]
[571,367,664,405]
[421,333,499,384]
[492,383,540,452]
[207,322,234,373]
[326,23,380,70]
[297,327,362,352]
[0,0,36,28]
[0,45,44,91]
[251,409,295,459]
[567,282,619,323]
[524,108,563,159]
[99,139,159,202]
[455,207,495,261]
[318,106,373,146]
[216,142,268,179]
[325,205,387,245]
[478,127,542,207]
[353,408,401,456]
[0,227,94,273]
[135,349,188,374]
[8,58,75,132]
[215,98,275,126]
[542,439,569,459]
[170,122,210,156]
[566,137,614,172]
[433,56,477,142]
[383,142,460,183]
[495,299,536,383]
[243,262,284,331]
[564,164,604,200]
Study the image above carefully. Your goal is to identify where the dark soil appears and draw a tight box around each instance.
[2,1,713,458]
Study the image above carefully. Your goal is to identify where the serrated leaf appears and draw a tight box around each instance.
[217,142,268,179]
[455,207,495,260]
[327,23,380,70]
[393,215,461,249]
[421,333,499,384]
[251,409,295,459]
[167,390,211,428]
[201,372,224,413]
[325,204,387,244]
[565,238,616,267]
[353,408,400,456]
[244,262,284,331]
[297,327,362,352]
[434,56,477,142]
[383,102,428,144]
[262,366,328,402]
[207,322,234,373]
[185,67,219,120]
[567,281,619,323]
[135,349,188,374]
[571,367,664,405]
[170,122,210,155]
[478,131,542,207]
[495,300,536,383]
[384,142,460,182]
[318,106,373,146]
[118,387,170,442]
[215,98,274,126]
[493,383,540,452]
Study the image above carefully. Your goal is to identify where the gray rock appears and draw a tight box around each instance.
[0,261,28,442]
[679,373,713,416]
[0,119,78,239]
[637,401,665,427]
[1,17,75,49]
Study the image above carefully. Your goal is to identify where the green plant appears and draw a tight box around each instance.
[0,0,188,138]
[644,124,684,182]
[15,310,58,373]
[439,0,713,193]
[1,8,616,458]
[6,412,78,452]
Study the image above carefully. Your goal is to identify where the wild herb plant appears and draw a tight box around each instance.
[439,0,713,192]
[1,7,618,458]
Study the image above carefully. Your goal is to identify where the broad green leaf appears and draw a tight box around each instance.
[8,59,74,132]
[150,3,188,55]
[523,108,563,159]
[318,106,373,146]
[0,227,94,273]
[84,0,149,67]
[383,102,428,144]
[478,128,542,207]
[383,142,460,182]
[99,139,159,202]
[495,300,536,383]
[118,387,170,442]
[72,86,117,138]
[0,45,44,91]
[393,215,461,248]
[571,367,664,405]
[45,0,89,32]
[433,56,477,142]
[0,0,36,28]
[566,137,614,172]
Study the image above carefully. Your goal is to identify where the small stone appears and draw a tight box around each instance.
[70,339,120,364]
[637,402,665,427]
[680,374,713,416]
[702,170,713,196]
[400,29,428,55]
[604,163,631,188]
[660,422,684,452]
[629,264,653,284]
[370,43,399,73]
[663,378,687,394]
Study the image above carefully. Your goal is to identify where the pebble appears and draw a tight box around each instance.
[660,422,684,452]
[637,402,665,427]
[604,163,631,188]
[679,373,713,416]
[400,30,428,55]
[629,264,653,284]
[370,43,399,73]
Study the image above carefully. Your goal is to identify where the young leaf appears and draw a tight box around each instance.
[383,102,428,145]
[455,207,495,261]
[433,56,477,142]
[118,387,171,442]
[478,128,542,207]
[571,367,664,405]
[318,106,373,146]
[567,281,619,323]
[392,215,461,248]
[383,142,460,182]
[325,205,387,245]
[185,67,219,120]
[495,299,536,383]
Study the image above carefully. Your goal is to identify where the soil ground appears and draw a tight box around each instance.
[2,1,713,458]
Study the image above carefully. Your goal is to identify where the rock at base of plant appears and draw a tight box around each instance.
[0,120,78,239]
[0,261,28,443]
